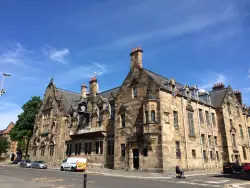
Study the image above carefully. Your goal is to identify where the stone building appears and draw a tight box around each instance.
[65,77,119,168]
[0,122,18,158]
[209,84,250,163]
[113,46,221,171]
[30,46,250,170]
[30,78,80,165]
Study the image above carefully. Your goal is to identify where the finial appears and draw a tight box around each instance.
[50,76,54,84]
[137,45,140,50]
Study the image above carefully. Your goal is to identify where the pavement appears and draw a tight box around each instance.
[0,164,250,188]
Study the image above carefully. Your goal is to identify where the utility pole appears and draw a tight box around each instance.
[0,73,11,97]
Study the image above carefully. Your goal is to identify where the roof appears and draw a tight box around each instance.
[0,129,4,135]
[100,86,120,99]
[144,68,184,89]
[56,86,121,114]
[209,88,228,108]
[0,122,15,135]
[143,68,215,106]
[56,88,81,114]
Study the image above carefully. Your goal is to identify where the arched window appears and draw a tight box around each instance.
[151,110,155,122]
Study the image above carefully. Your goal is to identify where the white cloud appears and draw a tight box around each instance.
[0,101,22,130]
[199,73,227,91]
[0,42,29,67]
[55,62,109,86]
[44,45,69,64]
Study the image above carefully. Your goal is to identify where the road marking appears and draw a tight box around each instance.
[204,180,230,184]
[227,181,250,188]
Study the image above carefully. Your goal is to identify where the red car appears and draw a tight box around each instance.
[242,163,250,172]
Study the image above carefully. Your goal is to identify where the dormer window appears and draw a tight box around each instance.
[187,91,190,98]
[132,87,138,99]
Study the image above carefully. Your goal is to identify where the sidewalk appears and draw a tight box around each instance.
[49,165,222,179]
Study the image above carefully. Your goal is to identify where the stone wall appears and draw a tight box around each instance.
[219,88,250,163]
[159,90,220,171]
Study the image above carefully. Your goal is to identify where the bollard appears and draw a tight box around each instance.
[83,173,87,188]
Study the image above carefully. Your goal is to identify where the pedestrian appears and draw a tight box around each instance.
[176,164,185,178]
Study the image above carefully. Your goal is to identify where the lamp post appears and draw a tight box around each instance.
[0,73,11,97]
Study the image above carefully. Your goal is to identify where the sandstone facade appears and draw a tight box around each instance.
[30,79,79,165]
[30,46,250,171]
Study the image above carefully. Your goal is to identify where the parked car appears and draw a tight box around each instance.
[223,163,243,174]
[20,159,33,168]
[10,160,19,164]
[60,157,87,172]
[31,161,47,169]
[242,162,250,172]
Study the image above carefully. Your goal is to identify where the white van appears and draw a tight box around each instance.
[60,157,87,172]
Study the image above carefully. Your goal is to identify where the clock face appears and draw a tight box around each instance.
[81,105,86,112]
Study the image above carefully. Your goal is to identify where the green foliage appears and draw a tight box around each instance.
[10,96,42,142]
[0,137,11,155]
[9,96,42,157]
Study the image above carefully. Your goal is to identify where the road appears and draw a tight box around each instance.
[0,165,250,188]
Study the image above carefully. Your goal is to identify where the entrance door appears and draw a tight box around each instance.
[133,149,139,169]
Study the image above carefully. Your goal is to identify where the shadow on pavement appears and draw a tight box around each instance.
[211,172,250,181]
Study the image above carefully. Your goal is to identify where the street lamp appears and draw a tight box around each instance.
[0,73,11,97]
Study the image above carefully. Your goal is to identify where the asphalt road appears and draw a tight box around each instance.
[0,165,250,188]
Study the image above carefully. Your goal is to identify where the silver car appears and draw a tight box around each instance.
[31,161,47,169]
[20,159,33,168]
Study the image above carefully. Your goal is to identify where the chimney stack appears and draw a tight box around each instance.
[130,45,143,70]
[212,82,225,91]
[89,76,98,96]
[233,90,242,105]
[81,84,87,99]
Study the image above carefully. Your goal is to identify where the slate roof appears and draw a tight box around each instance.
[56,86,121,114]
[57,88,81,114]
[209,88,228,108]
[144,68,184,89]
[99,86,121,99]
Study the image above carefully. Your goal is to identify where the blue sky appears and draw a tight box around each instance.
[0,0,250,130]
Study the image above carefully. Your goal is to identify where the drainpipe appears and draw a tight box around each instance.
[181,97,189,170]
[196,101,205,169]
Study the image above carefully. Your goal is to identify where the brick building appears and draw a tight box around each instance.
[30,46,250,171]
[0,122,18,158]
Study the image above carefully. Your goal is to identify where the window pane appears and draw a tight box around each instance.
[121,114,126,128]
[100,141,103,154]
[95,141,99,154]
[151,110,155,122]
[121,144,125,157]
[199,109,204,124]
[173,111,179,129]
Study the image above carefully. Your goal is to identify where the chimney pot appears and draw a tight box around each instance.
[130,45,143,70]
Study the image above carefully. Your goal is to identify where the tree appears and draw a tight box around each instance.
[10,96,42,158]
[0,137,10,156]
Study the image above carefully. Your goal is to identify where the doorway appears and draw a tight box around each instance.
[133,149,139,169]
